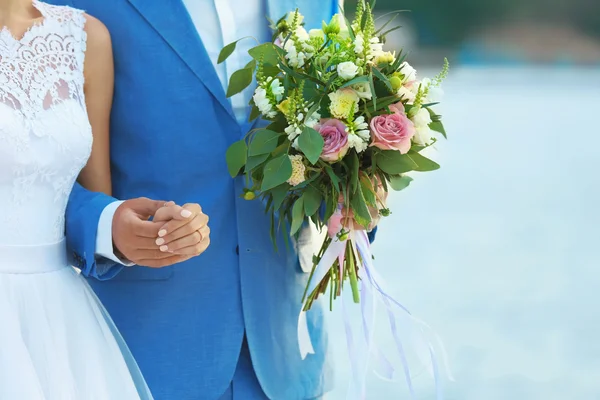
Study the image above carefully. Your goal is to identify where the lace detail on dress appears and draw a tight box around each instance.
[0,1,92,245]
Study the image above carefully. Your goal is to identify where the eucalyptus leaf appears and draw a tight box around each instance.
[376,150,418,175]
[359,174,377,207]
[408,152,441,172]
[245,153,270,173]
[290,197,305,236]
[271,183,290,211]
[218,39,241,64]
[226,67,253,98]
[248,130,281,156]
[248,43,280,65]
[339,75,370,89]
[261,155,293,191]
[350,183,372,228]
[298,127,325,165]
[225,140,248,178]
[429,121,447,138]
[389,175,413,191]
[303,185,322,217]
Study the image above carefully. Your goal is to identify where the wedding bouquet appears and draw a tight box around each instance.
[221,1,450,396]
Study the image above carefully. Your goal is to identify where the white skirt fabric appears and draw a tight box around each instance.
[0,240,153,400]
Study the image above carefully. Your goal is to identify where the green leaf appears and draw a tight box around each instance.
[376,150,418,175]
[261,155,293,191]
[303,185,322,217]
[290,197,305,236]
[347,151,360,194]
[245,153,270,173]
[408,151,441,172]
[350,184,372,228]
[271,183,290,211]
[359,174,377,207]
[429,121,447,138]
[298,126,325,165]
[249,105,261,122]
[372,68,393,93]
[248,129,281,156]
[248,43,281,65]
[226,67,253,98]
[368,72,377,110]
[324,164,340,193]
[218,39,241,64]
[389,175,413,191]
[225,140,248,178]
[339,75,370,89]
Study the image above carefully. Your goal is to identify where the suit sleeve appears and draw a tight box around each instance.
[66,182,123,280]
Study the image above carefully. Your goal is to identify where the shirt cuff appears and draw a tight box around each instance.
[96,200,134,266]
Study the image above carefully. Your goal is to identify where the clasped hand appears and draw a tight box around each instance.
[112,198,210,268]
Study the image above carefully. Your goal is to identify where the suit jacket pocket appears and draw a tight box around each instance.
[112,265,174,281]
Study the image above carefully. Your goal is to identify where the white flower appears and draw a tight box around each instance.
[305,111,321,129]
[309,29,325,40]
[328,89,360,120]
[397,85,416,103]
[369,37,384,56]
[348,134,368,153]
[269,79,284,102]
[285,125,302,141]
[411,107,432,128]
[337,61,359,81]
[286,10,304,26]
[253,87,276,118]
[399,62,417,82]
[353,116,370,140]
[352,82,372,100]
[295,27,310,42]
[287,155,306,186]
[353,33,365,54]
[413,125,434,146]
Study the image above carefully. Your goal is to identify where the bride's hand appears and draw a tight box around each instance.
[152,203,210,257]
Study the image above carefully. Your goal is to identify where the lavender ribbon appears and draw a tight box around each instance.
[297,229,452,398]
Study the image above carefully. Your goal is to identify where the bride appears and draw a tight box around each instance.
[0,0,154,398]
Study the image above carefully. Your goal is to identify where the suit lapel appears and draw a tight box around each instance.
[127,0,235,121]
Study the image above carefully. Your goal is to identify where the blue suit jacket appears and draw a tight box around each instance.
[50,0,341,399]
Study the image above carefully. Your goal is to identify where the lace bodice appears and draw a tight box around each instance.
[0,1,92,245]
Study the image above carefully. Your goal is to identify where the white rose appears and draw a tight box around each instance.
[337,61,359,81]
[309,29,325,40]
[397,86,416,103]
[352,82,372,100]
[399,62,417,82]
[411,107,432,128]
[413,125,434,146]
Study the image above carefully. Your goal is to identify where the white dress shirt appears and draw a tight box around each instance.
[96,0,265,264]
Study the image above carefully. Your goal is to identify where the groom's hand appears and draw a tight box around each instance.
[112,198,198,268]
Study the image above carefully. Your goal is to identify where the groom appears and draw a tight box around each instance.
[49,0,343,399]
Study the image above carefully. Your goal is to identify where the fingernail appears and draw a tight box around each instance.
[156,238,165,246]
[160,245,168,252]
[181,210,193,218]
[158,230,167,237]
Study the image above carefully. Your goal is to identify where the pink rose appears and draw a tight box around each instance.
[316,119,350,162]
[369,106,415,153]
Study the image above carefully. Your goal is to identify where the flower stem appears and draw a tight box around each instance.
[346,240,361,303]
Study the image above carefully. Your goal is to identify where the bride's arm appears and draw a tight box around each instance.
[78,14,113,195]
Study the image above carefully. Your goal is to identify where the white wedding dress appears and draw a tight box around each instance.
[0,1,152,399]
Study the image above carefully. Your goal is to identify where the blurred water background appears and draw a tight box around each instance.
[327,1,600,399]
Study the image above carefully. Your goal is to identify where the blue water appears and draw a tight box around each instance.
[326,67,600,400]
